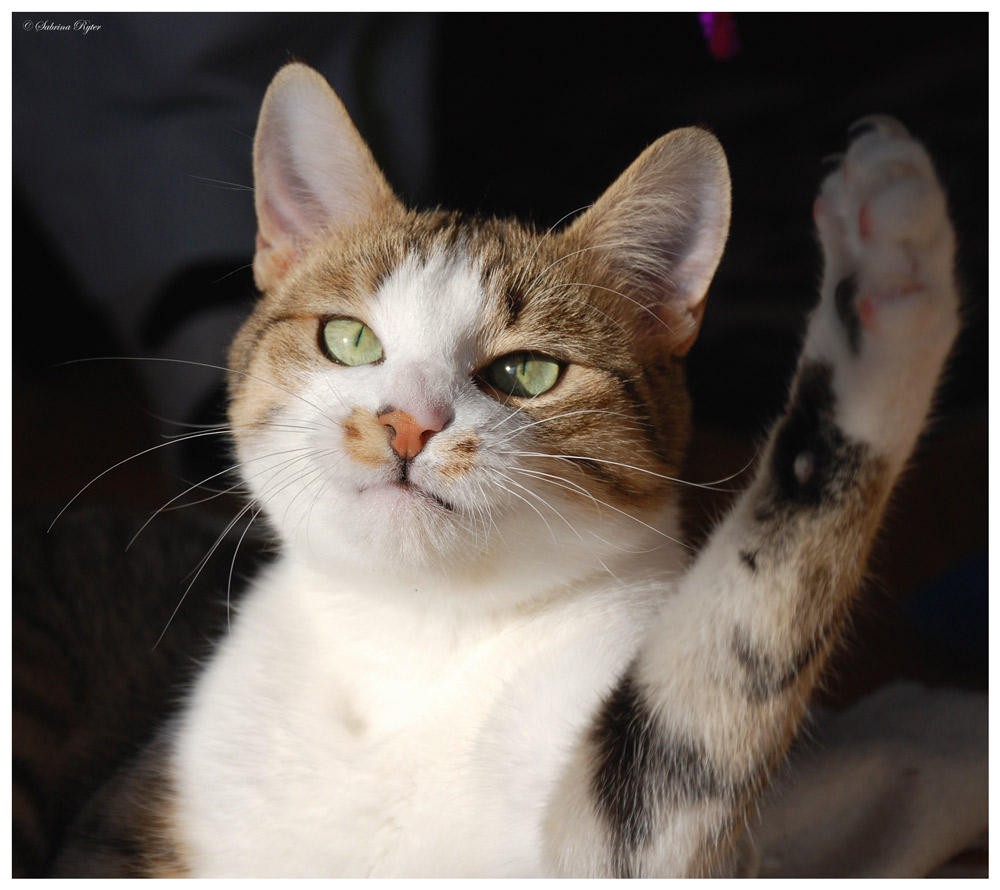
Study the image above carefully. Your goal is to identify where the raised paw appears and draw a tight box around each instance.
[813,115,957,351]
[801,116,961,469]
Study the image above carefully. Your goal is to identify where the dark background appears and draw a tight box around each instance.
[14,13,988,700]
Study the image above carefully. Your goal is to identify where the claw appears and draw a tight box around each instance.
[848,114,910,142]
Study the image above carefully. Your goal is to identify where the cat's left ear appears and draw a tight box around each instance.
[252,63,401,292]
[566,128,731,354]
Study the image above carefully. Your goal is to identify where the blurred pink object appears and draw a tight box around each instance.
[699,12,741,61]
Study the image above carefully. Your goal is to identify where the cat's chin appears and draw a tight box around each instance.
[309,480,473,575]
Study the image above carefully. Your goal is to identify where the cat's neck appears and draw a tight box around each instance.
[273,497,687,621]
[241,533,677,733]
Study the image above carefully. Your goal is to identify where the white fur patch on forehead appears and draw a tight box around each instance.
[368,248,488,367]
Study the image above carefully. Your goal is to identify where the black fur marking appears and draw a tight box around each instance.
[590,672,738,875]
[590,673,650,874]
[739,550,758,573]
[617,375,644,408]
[617,373,683,467]
[66,806,150,877]
[770,362,866,509]
[414,211,470,261]
[503,285,525,327]
[477,253,517,324]
[752,503,778,525]
[847,118,879,141]
[562,454,620,487]
[618,377,652,430]
[819,153,845,177]
[834,275,862,354]
[731,626,826,700]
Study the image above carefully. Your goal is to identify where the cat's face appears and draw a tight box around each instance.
[228,64,730,594]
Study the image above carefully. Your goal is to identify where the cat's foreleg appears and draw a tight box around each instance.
[544,118,960,877]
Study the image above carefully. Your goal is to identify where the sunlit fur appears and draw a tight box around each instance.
[228,211,698,602]
[166,62,733,875]
[52,67,958,878]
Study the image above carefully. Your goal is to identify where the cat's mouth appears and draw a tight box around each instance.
[360,480,455,513]
[399,480,455,512]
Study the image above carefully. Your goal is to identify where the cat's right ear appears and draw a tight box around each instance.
[252,63,399,292]
[565,128,731,355]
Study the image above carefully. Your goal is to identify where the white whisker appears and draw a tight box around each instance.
[48,428,236,532]
[153,499,257,650]
[512,205,593,296]
[503,449,751,492]
[55,356,342,432]
[485,470,559,547]
[510,465,691,551]
[225,503,264,634]
[186,173,255,192]
[491,408,647,440]
[128,444,317,548]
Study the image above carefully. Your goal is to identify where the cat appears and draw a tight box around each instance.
[42,62,959,876]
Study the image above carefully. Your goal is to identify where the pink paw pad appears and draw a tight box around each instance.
[858,296,878,327]
[858,281,925,330]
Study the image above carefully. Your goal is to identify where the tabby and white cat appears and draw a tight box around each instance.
[54,62,959,876]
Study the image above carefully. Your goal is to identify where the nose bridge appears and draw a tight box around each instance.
[378,362,455,460]
[385,363,455,429]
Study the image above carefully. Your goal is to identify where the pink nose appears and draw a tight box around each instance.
[378,410,445,460]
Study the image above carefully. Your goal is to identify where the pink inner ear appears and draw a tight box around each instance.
[563,128,730,354]
[252,154,321,291]
[667,217,729,308]
[253,231,296,291]
[255,131,334,248]
[251,64,400,291]
[656,296,703,356]
[629,201,728,353]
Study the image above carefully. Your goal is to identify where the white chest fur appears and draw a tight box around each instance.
[171,557,664,877]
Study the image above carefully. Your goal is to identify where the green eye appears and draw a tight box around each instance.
[320,317,384,366]
[481,352,562,398]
